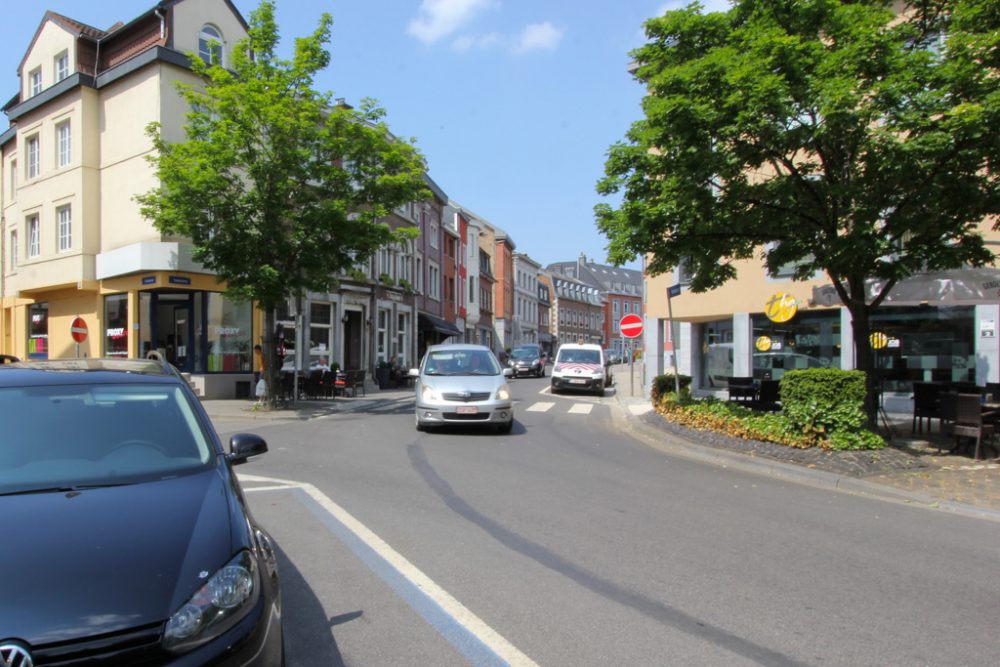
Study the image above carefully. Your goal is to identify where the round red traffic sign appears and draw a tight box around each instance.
[70,317,88,343]
[619,313,643,339]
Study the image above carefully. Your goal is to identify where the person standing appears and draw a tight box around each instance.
[253,344,266,404]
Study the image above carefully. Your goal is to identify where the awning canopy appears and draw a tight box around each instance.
[418,313,462,337]
[811,268,1000,308]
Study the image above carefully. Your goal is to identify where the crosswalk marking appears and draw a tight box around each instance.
[526,402,555,412]
[568,403,593,415]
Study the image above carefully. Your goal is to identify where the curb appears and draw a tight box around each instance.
[612,395,1000,523]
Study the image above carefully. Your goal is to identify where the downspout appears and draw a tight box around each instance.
[154,8,166,41]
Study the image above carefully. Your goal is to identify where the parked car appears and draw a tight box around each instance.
[509,343,546,378]
[603,349,622,365]
[410,344,514,433]
[0,358,283,666]
[551,343,610,395]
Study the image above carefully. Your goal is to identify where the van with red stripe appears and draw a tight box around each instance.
[550,343,610,396]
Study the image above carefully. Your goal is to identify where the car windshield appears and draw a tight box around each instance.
[559,349,601,364]
[511,347,538,360]
[0,383,213,495]
[423,350,500,376]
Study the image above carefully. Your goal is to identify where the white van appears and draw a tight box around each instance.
[551,343,609,395]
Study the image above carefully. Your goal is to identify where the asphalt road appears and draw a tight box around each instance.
[214,374,1000,666]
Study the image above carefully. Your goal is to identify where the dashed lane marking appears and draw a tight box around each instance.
[525,402,554,412]
[568,404,593,415]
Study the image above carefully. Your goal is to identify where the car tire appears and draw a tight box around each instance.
[415,414,426,432]
[496,420,513,434]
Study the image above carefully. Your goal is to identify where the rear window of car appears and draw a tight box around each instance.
[0,383,213,493]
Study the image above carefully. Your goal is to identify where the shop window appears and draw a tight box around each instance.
[309,301,332,366]
[104,294,129,357]
[28,302,48,359]
[206,293,251,372]
[377,308,390,363]
[397,312,409,366]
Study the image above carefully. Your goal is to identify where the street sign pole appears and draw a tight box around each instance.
[667,284,681,396]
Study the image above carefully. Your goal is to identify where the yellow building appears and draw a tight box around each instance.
[0,1,267,398]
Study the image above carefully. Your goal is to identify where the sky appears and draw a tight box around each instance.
[0,0,730,270]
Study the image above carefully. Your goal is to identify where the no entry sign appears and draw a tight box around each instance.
[619,313,643,339]
[70,317,88,343]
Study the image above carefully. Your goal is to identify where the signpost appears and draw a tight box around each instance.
[619,314,644,395]
[70,316,88,358]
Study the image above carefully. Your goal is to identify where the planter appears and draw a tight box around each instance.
[375,367,391,389]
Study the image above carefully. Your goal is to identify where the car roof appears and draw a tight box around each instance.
[0,358,184,387]
[426,344,492,352]
[558,343,602,350]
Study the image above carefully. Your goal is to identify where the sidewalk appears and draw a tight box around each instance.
[610,361,1000,520]
[201,363,1000,520]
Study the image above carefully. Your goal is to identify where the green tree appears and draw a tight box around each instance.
[596,0,1000,424]
[137,1,428,405]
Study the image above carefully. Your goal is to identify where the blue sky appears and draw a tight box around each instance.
[1,0,729,270]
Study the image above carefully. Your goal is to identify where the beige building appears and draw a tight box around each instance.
[1,1,259,398]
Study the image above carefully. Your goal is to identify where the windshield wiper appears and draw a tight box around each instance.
[0,482,131,497]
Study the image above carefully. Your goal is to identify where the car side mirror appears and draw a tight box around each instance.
[408,368,420,377]
[502,368,513,378]
[228,433,268,465]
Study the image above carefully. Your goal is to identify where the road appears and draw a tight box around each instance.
[213,373,1000,666]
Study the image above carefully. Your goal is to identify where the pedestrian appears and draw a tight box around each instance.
[253,344,266,405]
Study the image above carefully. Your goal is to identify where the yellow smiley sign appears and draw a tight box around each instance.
[870,332,888,350]
[765,293,798,323]
[755,336,772,352]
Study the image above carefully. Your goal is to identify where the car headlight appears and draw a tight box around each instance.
[496,385,511,401]
[421,384,440,401]
[164,550,259,653]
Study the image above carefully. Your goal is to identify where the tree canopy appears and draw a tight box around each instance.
[137,1,429,402]
[596,0,1000,420]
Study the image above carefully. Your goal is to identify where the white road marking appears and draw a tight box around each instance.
[568,403,593,415]
[628,404,654,416]
[238,474,539,667]
[525,402,554,412]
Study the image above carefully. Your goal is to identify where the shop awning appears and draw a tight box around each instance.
[418,313,462,337]
[811,268,1000,308]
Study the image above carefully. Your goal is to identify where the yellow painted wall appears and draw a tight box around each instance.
[172,0,249,70]
[20,21,76,100]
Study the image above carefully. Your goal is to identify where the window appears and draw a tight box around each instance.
[55,52,69,82]
[57,205,71,251]
[199,25,223,65]
[104,294,129,358]
[206,294,252,372]
[416,257,424,294]
[8,160,15,199]
[377,308,389,363]
[9,231,17,270]
[28,302,48,359]
[429,217,439,249]
[308,301,332,366]
[27,215,40,257]
[27,136,39,178]
[396,312,409,367]
[57,121,71,167]
[428,262,440,300]
[29,68,42,96]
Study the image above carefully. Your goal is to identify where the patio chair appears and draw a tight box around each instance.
[951,393,996,460]
[751,380,781,412]
[911,382,943,434]
[937,392,959,452]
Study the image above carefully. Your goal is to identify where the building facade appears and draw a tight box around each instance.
[512,252,540,347]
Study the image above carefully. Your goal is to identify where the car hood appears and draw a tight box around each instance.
[0,468,239,644]
[421,374,506,396]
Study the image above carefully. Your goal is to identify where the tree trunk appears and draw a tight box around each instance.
[848,302,879,429]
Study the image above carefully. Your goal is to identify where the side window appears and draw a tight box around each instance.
[199,25,223,65]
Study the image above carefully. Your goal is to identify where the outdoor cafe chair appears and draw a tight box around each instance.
[951,393,997,460]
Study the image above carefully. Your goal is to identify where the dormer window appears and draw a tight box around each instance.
[29,68,42,96]
[199,25,223,65]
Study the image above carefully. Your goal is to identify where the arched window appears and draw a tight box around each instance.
[199,24,223,65]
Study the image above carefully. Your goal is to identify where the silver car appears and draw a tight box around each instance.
[410,344,514,433]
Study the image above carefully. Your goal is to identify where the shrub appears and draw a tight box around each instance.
[780,369,877,447]
[651,373,692,404]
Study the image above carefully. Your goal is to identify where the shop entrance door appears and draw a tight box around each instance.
[151,293,195,372]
